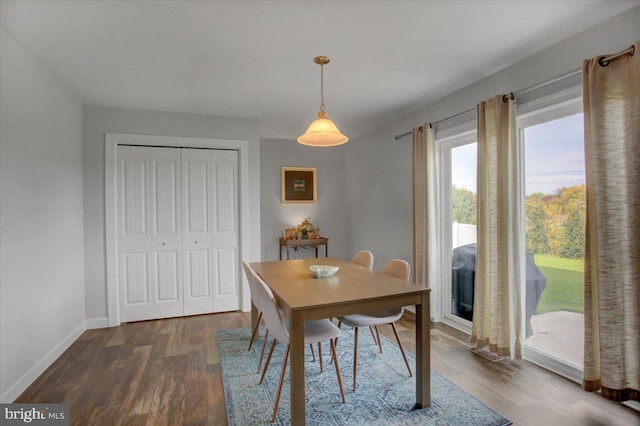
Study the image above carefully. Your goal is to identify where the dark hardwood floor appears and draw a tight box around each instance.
[15,312,639,425]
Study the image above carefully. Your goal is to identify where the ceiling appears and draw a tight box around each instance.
[1,1,637,140]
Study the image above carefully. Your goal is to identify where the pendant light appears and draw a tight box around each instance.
[297,56,349,147]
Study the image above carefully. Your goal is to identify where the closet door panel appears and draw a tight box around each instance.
[210,150,240,312]
[118,146,183,322]
[150,149,183,311]
[182,150,214,315]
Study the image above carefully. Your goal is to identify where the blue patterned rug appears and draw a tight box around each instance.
[218,327,511,425]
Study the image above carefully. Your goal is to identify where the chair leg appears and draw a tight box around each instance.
[248,311,263,351]
[328,338,336,364]
[330,339,346,403]
[271,344,291,423]
[318,342,323,372]
[369,325,378,346]
[375,326,383,353]
[391,322,412,377]
[353,327,359,391]
[310,344,316,362]
[259,340,277,385]
[257,329,269,373]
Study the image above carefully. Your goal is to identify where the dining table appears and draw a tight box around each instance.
[250,257,431,425]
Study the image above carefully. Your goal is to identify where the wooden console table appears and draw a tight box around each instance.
[279,237,329,260]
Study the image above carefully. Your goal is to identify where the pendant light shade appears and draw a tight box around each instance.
[298,111,349,147]
[297,56,348,147]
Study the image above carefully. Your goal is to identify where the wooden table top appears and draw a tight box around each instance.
[251,257,431,424]
[251,257,428,312]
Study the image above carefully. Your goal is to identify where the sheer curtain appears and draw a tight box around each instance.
[412,124,439,315]
[470,95,524,359]
[582,42,639,402]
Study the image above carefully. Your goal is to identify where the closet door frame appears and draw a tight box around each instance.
[105,133,251,327]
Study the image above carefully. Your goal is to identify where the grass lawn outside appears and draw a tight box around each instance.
[533,254,584,314]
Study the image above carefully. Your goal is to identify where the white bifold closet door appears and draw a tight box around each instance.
[117,146,239,322]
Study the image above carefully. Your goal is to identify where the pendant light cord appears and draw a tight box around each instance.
[320,63,325,112]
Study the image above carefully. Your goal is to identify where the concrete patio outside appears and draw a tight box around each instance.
[526,311,584,367]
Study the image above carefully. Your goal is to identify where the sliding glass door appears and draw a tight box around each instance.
[519,99,585,381]
[436,96,587,382]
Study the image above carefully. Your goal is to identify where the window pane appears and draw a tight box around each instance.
[524,113,585,368]
[451,143,477,321]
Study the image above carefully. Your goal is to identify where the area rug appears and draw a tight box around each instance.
[218,327,512,425]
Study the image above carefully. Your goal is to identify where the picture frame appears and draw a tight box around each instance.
[281,167,317,204]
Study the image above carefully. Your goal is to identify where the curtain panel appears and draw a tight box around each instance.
[412,124,440,316]
[471,95,524,359]
[582,42,639,402]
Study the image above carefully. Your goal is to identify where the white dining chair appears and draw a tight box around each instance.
[351,250,374,269]
[343,250,377,345]
[244,262,321,373]
[243,262,272,373]
[337,259,413,391]
[244,263,346,422]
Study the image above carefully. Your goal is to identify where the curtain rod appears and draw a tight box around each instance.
[393,67,582,141]
[393,107,475,140]
[599,44,635,66]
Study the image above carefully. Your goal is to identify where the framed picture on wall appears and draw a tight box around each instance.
[281,167,317,204]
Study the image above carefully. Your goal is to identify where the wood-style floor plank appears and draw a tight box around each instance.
[14,312,639,425]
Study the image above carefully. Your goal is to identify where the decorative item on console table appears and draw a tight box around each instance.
[297,217,314,240]
[283,218,321,241]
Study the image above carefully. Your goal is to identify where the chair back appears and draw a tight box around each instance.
[242,262,267,313]
[382,259,410,281]
[351,250,374,270]
[242,262,289,344]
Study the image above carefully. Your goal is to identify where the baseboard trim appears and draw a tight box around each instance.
[1,321,86,403]
[86,317,109,329]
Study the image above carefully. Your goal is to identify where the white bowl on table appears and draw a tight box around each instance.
[309,265,339,278]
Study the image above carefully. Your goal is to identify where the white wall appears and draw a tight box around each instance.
[82,105,261,324]
[344,6,640,316]
[259,138,348,262]
[0,32,85,402]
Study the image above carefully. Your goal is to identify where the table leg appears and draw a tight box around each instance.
[280,244,283,261]
[290,310,305,425]
[315,246,318,258]
[415,291,431,408]
[287,246,290,260]
[325,243,328,257]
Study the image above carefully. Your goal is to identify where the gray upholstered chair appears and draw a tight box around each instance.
[243,262,346,422]
[337,259,413,391]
